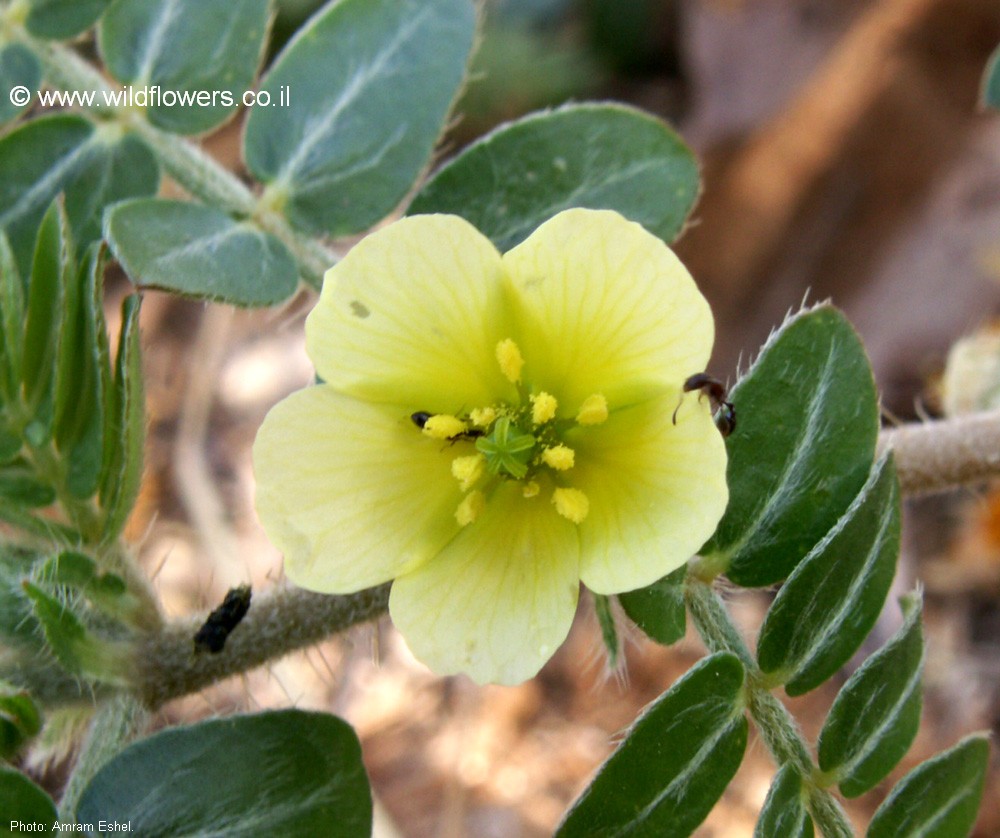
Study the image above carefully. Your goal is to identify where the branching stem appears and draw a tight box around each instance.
[685,578,855,838]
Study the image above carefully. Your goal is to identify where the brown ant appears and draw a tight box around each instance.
[672,374,736,437]
[411,412,485,443]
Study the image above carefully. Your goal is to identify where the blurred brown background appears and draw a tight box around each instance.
[106,0,1000,835]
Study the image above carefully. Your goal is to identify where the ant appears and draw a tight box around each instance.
[411,412,485,443]
[672,373,736,437]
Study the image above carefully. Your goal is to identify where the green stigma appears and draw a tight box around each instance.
[476,417,536,479]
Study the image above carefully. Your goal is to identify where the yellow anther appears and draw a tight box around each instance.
[496,338,524,384]
[422,414,467,439]
[523,481,540,498]
[576,394,608,425]
[470,406,497,427]
[531,391,558,425]
[552,487,589,523]
[541,445,575,471]
[451,454,485,491]
[455,490,485,527]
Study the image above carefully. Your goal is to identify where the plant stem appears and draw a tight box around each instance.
[57,692,148,822]
[878,408,1000,495]
[134,583,390,709]
[685,578,855,838]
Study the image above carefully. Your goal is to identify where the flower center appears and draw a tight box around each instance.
[414,339,609,528]
[476,417,535,479]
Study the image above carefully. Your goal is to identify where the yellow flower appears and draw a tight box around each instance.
[253,209,728,684]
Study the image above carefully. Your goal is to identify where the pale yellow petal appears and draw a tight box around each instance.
[390,482,581,684]
[569,392,728,594]
[502,209,714,409]
[307,215,516,408]
[253,386,464,592]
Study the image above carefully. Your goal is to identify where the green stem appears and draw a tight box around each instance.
[685,578,855,838]
[125,116,258,215]
[57,692,148,822]
[18,32,338,287]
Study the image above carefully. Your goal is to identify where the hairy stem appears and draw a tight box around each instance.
[685,578,855,838]
[135,583,390,709]
[878,408,1000,495]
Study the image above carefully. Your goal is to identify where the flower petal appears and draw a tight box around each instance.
[502,209,714,410]
[307,215,516,409]
[569,392,729,594]
[390,481,581,684]
[253,386,465,592]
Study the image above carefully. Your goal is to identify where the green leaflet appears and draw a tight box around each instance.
[0,44,42,125]
[25,0,113,39]
[409,103,700,250]
[753,765,814,838]
[99,0,270,135]
[53,244,108,498]
[867,735,989,838]
[243,0,476,237]
[0,763,57,829]
[0,690,42,759]
[756,454,900,696]
[818,592,923,797]
[104,198,298,305]
[0,115,158,277]
[618,563,687,646]
[0,232,25,406]
[702,304,879,587]
[0,465,56,508]
[556,653,747,837]
[76,710,373,836]
[21,581,130,685]
[21,200,71,445]
[98,294,144,543]
[37,551,137,624]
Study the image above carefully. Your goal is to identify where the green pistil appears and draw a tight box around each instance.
[476,417,536,479]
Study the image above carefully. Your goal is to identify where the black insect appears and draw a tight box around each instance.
[193,585,252,654]
[410,411,432,428]
[672,373,736,437]
[410,411,485,442]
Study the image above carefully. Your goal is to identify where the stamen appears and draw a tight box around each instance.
[496,339,524,384]
[455,491,485,526]
[422,414,467,439]
[451,454,485,491]
[541,445,575,471]
[576,394,608,425]
[552,487,589,523]
[523,481,540,498]
[531,392,558,425]
[470,406,496,427]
